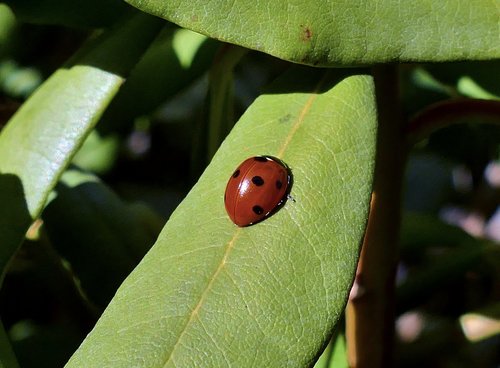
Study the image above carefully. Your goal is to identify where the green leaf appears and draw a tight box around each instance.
[314,332,348,368]
[425,61,500,99]
[0,60,43,99]
[400,212,477,253]
[0,4,17,58]
[66,67,376,367]
[97,27,218,135]
[43,169,162,307]
[457,76,500,100]
[124,0,500,66]
[0,14,164,277]
[71,131,120,174]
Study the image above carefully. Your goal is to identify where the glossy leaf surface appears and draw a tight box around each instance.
[124,0,500,66]
[66,68,377,367]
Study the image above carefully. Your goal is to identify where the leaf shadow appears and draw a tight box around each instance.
[0,173,32,281]
[263,66,370,95]
[43,176,159,308]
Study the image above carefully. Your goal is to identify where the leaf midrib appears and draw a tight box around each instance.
[161,74,328,367]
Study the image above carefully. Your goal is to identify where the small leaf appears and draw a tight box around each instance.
[0,4,17,58]
[66,67,377,367]
[71,131,120,174]
[314,332,348,368]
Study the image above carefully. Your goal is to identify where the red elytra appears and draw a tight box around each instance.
[224,156,291,227]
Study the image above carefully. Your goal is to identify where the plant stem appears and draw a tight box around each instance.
[346,65,404,368]
[406,98,500,147]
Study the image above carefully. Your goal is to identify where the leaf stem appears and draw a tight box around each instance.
[405,98,500,147]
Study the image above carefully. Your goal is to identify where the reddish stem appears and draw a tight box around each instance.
[406,98,500,147]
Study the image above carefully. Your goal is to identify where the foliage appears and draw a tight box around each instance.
[0,1,498,367]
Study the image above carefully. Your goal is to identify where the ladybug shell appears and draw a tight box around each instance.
[224,156,291,227]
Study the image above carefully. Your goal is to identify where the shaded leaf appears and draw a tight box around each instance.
[397,243,495,314]
[0,14,164,277]
[398,213,497,313]
[0,4,17,58]
[43,169,162,307]
[10,320,81,368]
[3,0,133,28]
[0,319,19,368]
[97,27,218,135]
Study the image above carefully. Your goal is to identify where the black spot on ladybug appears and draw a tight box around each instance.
[225,155,293,227]
[252,205,264,215]
[252,176,264,186]
[254,157,267,162]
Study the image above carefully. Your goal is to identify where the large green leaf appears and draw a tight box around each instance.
[124,0,499,66]
[0,14,164,276]
[66,67,376,367]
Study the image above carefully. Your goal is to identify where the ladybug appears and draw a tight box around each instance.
[224,156,292,227]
